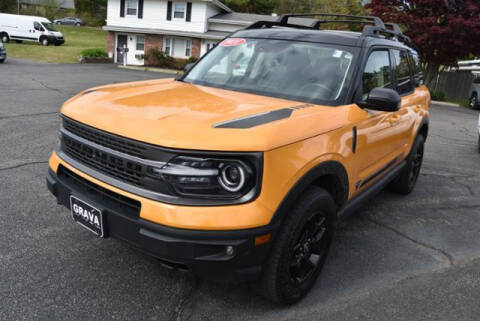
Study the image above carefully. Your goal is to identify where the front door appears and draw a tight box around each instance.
[116,35,128,64]
[353,49,404,192]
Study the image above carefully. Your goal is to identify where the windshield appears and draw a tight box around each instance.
[42,22,58,32]
[184,38,357,105]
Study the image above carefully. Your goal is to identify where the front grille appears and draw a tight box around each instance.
[57,165,141,218]
[62,135,145,187]
[63,118,147,159]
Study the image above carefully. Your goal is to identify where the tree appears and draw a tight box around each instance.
[222,0,276,14]
[366,0,480,85]
[0,0,16,13]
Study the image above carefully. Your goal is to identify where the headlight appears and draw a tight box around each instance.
[148,154,261,202]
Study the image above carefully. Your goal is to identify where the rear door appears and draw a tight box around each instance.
[389,48,420,156]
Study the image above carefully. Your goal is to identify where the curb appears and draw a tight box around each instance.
[431,100,461,108]
[118,65,182,75]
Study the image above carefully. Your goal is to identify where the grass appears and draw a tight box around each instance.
[446,99,470,108]
[4,26,107,63]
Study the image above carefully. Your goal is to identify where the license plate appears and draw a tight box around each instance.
[70,196,104,237]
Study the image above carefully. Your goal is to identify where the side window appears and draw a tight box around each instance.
[393,49,414,95]
[408,51,424,86]
[34,22,44,31]
[362,50,392,98]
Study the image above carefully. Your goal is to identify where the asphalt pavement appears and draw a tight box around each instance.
[1,59,479,321]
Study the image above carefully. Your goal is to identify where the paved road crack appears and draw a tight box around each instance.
[31,78,63,94]
[367,216,455,267]
[171,276,202,321]
[451,177,476,196]
[0,111,59,120]
[0,161,48,172]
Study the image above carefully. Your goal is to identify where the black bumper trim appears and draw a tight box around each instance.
[47,167,275,281]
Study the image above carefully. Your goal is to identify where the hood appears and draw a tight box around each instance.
[61,79,362,151]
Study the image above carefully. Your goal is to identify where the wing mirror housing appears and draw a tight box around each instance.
[362,87,401,112]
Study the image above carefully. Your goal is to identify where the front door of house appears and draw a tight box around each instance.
[116,35,128,64]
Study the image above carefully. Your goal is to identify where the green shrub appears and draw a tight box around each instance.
[430,90,446,101]
[145,48,199,70]
[80,48,107,58]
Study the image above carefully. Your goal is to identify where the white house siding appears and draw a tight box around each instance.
[107,0,208,34]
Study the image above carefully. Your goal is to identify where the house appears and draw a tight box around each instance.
[103,0,277,65]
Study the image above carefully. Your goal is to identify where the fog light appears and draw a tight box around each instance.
[226,246,235,256]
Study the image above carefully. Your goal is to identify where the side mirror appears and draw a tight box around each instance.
[363,88,401,112]
[184,63,194,73]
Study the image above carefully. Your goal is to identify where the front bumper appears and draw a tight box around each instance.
[46,166,276,281]
[48,35,64,45]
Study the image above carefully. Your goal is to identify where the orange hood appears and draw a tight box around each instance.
[61,78,361,151]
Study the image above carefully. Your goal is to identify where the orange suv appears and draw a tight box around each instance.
[46,14,430,304]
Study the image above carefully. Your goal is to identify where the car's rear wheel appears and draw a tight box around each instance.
[15,40,22,44]
[1,33,9,43]
[470,93,479,109]
[390,135,425,195]
[256,187,336,305]
[0,59,5,64]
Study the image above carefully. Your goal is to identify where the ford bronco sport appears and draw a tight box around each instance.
[47,14,430,304]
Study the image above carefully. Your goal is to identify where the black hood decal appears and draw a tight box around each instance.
[213,108,294,129]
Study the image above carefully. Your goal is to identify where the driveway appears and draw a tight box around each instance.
[1,59,479,321]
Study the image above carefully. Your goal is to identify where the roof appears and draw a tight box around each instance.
[103,25,229,40]
[207,0,232,13]
[232,27,410,48]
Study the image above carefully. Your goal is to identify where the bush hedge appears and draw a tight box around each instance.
[80,48,108,58]
[144,48,198,70]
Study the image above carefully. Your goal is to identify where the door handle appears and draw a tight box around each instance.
[388,115,400,125]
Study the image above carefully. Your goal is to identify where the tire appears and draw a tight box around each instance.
[15,40,22,44]
[75,22,81,26]
[389,135,425,195]
[470,93,478,109]
[41,37,49,46]
[0,59,5,64]
[256,187,337,305]
[1,33,9,43]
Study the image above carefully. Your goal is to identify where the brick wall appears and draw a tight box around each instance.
[192,38,201,59]
[106,31,115,59]
[144,34,164,66]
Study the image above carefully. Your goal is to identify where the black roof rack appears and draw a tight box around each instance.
[245,13,410,44]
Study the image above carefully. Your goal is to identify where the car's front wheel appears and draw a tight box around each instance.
[257,187,336,305]
[0,59,5,64]
[75,22,81,26]
[41,37,49,46]
[470,93,479,109]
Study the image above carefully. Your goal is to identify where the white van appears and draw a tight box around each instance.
[0,13,65,46]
